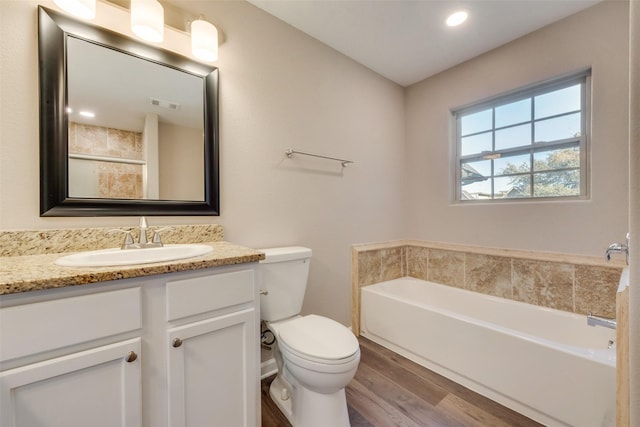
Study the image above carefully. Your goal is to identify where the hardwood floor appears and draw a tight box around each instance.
[261,337,543,427]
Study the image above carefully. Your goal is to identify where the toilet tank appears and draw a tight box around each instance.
[259,247,312,322]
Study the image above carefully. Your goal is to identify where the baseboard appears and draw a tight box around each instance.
[261,357,277,379]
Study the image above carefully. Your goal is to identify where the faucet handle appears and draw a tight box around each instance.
[108,229,135,249]
[151,227,174,245]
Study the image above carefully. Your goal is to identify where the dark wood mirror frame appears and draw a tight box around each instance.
[38,6,219,216]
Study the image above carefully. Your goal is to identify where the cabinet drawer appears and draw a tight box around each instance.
[166,269,255,321]
[0,288,141,363]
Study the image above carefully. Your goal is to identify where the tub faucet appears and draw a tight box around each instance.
[605,233,629,264]
[587,312,617,330]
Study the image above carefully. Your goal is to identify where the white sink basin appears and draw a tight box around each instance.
[55,244,214,267]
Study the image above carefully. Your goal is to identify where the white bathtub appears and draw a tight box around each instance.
[360,277,616,427]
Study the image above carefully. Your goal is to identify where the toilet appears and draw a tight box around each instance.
[259,247,360,427]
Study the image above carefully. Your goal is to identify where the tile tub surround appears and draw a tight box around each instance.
[351,240,624,335]
[0,224,224,257]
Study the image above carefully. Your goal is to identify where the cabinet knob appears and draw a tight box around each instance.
[125,351,138,363]
[172,338,183,348]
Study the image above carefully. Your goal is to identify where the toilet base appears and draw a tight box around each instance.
[269,376,294,423]
[269,374,351,427]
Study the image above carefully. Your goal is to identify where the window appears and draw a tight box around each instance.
[454,70,590,201]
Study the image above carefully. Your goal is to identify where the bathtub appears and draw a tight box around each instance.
[360,277,616,427]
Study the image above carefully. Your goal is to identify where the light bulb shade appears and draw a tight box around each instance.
[131,0,164,43]
[191,20,218,62]
[54,0,96,19]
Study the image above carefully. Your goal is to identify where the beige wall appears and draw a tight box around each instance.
[0,0,631,325]
[405,1,630,257]
[628,0,639,423]
[158,122,203,201]
[0,0,406,325]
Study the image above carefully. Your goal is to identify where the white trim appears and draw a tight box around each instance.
[260,357,277,379]
[69,153,146,165]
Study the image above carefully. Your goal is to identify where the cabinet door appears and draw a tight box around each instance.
[0,338,141,427]
[167,308,257,427]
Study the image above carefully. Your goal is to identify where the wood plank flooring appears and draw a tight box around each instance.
[261,337,543,427]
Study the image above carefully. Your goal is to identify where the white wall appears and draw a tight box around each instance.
[0,0,405,325]
[405,1,630,257]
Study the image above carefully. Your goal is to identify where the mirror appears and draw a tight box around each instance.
[38,6,219,216]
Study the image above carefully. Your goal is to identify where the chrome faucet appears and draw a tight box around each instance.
[110,217,170,249]
[605,233,629,264]
[138,216,149,245]
[587,312,617,330]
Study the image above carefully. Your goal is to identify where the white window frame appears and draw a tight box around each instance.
[453,70,591,202]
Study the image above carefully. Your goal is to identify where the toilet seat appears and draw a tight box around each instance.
[276,314,359,364]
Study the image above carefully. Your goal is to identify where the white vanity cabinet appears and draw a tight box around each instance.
[0,338,142,427]
[0,287,143,427]
[165,268,259,427]
[0,263,260,427]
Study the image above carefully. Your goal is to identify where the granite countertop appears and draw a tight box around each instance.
[0,241,265,295]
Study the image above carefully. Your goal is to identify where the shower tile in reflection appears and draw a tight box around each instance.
[108,128,142,160]
[427,249,464,288]
[575,265,621,317]
[512,259,573,311]
[465,254,512,298]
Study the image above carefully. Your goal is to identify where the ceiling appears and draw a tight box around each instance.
[247,0,603,87]
[67,36,203,132]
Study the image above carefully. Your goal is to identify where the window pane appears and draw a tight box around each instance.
[455,73,586,202]
[534,113,581,142]
[533,170,580,197]
[461,109,492,136]
[534,146,580,172]
[461,179,492,199]
[461,132,492,156]
[534,84,581,119]
[495,123,531,150]
[495,98,530,128]
[494,175,530,199]
[494,153,530,176]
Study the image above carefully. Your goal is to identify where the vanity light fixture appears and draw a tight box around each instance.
[191,19,219,62]
[79,111,96,118]
[446,10,468,27]
[130,0,164,43]
[53,0,96,19]
[58,0,221,62]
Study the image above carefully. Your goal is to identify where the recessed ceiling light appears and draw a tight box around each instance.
[79,111,95,118]
[446,10,468,27]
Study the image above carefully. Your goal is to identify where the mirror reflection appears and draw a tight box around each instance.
[66,37,205,201]
[39,6,219,216]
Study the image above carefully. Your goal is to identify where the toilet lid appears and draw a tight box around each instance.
[278,314,359,361]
